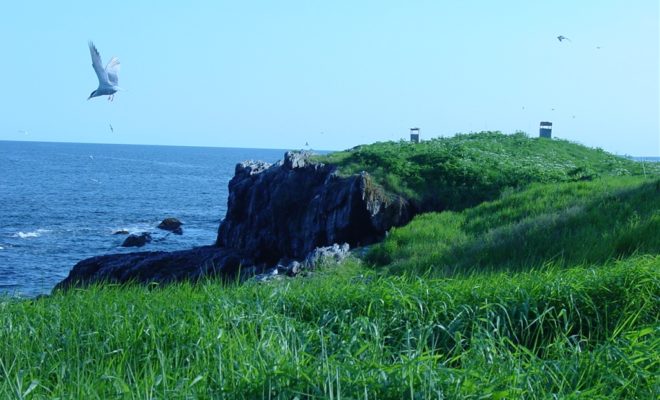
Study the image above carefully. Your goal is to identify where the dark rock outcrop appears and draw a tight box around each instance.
[217,151,412,264]
[112,229,130,235]
[55,151,413,290]
[54,246,252,291]
[158,218,183,235]
[121,232,152,247]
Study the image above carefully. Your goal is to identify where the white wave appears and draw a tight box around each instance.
[111,226,149,235]
[16,232,39,238]
[14,229,51,239]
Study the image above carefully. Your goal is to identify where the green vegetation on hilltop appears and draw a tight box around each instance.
[315,131,656,210]
[2,132,658,398]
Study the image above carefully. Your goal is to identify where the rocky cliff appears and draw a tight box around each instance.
[55,151,412,290]
[217,151,411,263]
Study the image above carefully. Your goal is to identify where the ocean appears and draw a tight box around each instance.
[0,141,287,297]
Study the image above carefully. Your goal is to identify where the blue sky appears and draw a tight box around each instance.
[0,1,658,155]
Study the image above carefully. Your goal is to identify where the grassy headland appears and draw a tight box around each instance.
[314,131,656,211]
[1,132,658,398]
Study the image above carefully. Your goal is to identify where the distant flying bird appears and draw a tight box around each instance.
[109,123,114,133]
[557,35,571,42]
[87,41,121,101]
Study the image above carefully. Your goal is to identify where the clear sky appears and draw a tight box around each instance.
[0,1,658,155]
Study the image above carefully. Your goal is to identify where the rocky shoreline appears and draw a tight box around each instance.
[55,151,412,291]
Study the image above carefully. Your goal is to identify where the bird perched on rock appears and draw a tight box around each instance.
[87,41,121,101]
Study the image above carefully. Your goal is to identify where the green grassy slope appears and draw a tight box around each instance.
[315,131,657,211]
[367,176,660,275]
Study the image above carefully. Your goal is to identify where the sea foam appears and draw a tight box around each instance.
[14,229,51,239]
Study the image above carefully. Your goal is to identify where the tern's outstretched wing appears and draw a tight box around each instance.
[89,41,109,85]
[105,57,120,86]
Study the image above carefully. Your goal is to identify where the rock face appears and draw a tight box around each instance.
[55,151,413,290]
[304,243,351,267]
[158,218,183,235]
[121,232,152,247]
[273,243,352,278]
[55,246,252,290]
[217,151,412,264]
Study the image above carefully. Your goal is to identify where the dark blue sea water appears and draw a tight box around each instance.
[0,141,286,297]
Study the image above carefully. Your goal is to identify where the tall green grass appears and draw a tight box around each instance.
[368,177,660,276]
[1,256,658,398]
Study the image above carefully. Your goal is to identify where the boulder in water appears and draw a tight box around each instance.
[121,232,152,247]
[158,218,183,235]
